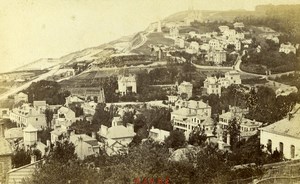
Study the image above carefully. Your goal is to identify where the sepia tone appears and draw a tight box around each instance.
[0,0,300,183]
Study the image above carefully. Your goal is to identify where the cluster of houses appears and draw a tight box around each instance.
[203,70,242,96]
[169,22,246,66]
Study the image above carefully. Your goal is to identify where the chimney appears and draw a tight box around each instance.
[0,121,4,138]
[227,133,230,146]
[92,132,96,139]
[222,110,225,114]
[31,155,37,164]
[46,140,51,147]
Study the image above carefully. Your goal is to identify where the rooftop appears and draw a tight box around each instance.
[106,125,135,139]
[33,101,46,107]
[260,104,300,139]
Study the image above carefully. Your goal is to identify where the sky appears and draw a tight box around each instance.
[0,0,299,73]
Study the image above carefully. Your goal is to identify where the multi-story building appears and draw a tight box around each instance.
[209,39,221,50]
[207,50,227,65]
[218,25,230,33]
[69,132,101,160]
[171,100,212,138]
[224,29,237,38]
[279,42,297,54]
[224,70,242,86]
[9,103,47,129]
[118,74,137,95]
[178,81,193,99]
[233,22,244,29]
[218,106,261,139]
[227,38,241,51]
[203,71,241,96]
[203,77,222,96]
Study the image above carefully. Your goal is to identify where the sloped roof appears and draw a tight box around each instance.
[187,100,208,109]
[23,124,38,132]
[84,140,99,147]
[219,112,233,120]
[172,107,196,116]
[5,128,23,139]
[33,101,46,106]
[260,104,300,139]
[106,125,135,139]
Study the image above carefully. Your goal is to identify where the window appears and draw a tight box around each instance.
[279,142,284,153]
[36,118,38,121]
[291,145,295,159]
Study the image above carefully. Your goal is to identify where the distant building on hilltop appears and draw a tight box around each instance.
[279,42,297,54]
[233,22,244,29]
[218,25,230,33]
[169,26,179,38]
[117,74,137,95]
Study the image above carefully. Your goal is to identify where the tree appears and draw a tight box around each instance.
[45,109,54,128]
[188,127,207,146]
[29,141,103,184]
[226,118,241,147]
[12,147,42,168]
[165,130,186,149]
[92,103,111,127]
[48,140,77,163]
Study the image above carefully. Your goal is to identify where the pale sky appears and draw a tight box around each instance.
[0,0,299,73]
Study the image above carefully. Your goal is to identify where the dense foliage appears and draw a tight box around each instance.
[24,80,70,105]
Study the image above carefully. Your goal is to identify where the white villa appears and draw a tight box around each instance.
[203,71,241,96]
[171,100,212,138]
[69,132,101,160]
[10,103,47,129]
[279,42,297,54]
[117,74,137,95]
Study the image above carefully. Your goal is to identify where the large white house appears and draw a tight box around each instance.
[69,132,101,160]
[10,103,47,129]
[260,104,300,159]
[279,42,297,54]
[117,74,137,95]
[171,100,212,138]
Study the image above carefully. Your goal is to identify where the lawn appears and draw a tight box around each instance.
[132,33,174,55]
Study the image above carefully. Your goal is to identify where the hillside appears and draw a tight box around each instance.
[164,10,264,23]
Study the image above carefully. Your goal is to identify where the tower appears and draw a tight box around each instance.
[23,124,38,146]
